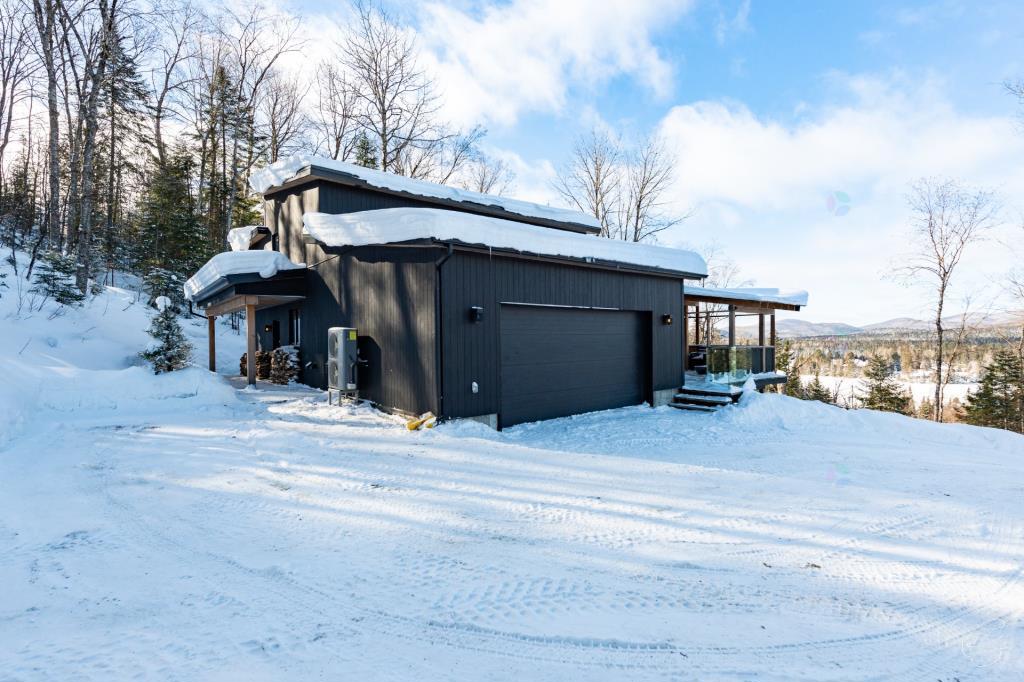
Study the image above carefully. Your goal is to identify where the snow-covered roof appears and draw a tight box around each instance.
[684,285,808,308]
[227,225,260,252]
[250,154,601,232]
[302,208,708,277]
[184,251,305,301]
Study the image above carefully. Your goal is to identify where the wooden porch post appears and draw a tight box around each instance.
[758,313,766,372]
[694,303,701,345]
[770,313,776,346]
[245,303,257,387]
[728,305,736,346]
[207,315,217,372]
[683,303,689,373]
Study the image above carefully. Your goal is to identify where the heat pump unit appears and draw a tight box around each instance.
[327,327,359,391]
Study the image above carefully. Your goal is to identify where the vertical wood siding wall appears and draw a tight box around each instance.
[440,251,684,420]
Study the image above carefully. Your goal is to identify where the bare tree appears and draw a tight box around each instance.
[29,0,61,265]
[311,60,358,161]
[392,124,481,184]
[898,178,1000,421]
[148,0,201,167]
[0,1,34,195]
[258,69,308,163]
[342,1,444,173]
[616,136,688,243]
[554,128,621,237]
[459,154,514,195]
[695,241,754,344]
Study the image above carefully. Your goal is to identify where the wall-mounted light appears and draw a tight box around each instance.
[263,323,273,332]
[469,306,484,323]
[662,314,673,326]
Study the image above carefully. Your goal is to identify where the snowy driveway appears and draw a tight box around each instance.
[2,380,1023,681]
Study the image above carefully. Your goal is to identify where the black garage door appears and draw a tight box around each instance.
[499,305,649,428]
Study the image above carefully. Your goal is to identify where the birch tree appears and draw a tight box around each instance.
[29,0,61,263]
[898,178,999,421]
[615,136,686,243]
[312,60,358,161]
[342,1,443,173]
[554,129,621,237]
[0,1,33,196]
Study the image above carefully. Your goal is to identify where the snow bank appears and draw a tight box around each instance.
[303,208,709,276]
[227,225,260,252]
[686,285,808,307]
[250,154,601,230]
[1,252,246,447]
[184,251,305,301]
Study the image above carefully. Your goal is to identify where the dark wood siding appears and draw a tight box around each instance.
[439,251,683,421]
[499,306,649,427]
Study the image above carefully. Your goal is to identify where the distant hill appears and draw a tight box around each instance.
[737,319,863,338]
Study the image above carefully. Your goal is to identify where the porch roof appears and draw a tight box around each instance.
[684,285,808,312]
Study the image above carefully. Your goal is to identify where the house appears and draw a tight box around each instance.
[184,155,806,428]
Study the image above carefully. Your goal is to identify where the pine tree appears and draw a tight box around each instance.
[354,130,379,169]
[142,303,193,373]
[773,339,803,396]
[858,354,913,415]
[31,251,86,307]
[962,350,1023,433]
[803,372,834,404]
[136,145,208,305]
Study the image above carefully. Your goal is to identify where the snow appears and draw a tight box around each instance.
[250,154,602,230]
[686,285,809,307]
[154,295,171,312]
[805,374,980,408]
[4,251,1024,680]
[184,250,305,301]
[304,208,709,277]
[227,225,261,252]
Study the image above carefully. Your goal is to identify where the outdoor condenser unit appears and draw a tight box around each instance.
[327,327,359,392]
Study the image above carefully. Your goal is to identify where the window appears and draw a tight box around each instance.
[288,309,300,345]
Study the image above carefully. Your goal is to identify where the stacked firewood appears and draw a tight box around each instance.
[240,351,273,380]
[269,345,300,385]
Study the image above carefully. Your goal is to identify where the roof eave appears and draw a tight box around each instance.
[264,165,602,236]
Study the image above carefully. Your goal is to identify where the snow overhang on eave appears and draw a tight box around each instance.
[254,158,602,235]
[683,285,808,312]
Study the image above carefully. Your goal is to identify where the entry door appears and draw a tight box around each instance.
[499,305,649,428]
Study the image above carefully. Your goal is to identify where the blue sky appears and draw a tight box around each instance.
[287,0,1024,324]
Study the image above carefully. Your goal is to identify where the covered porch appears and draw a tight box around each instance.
[185,251,307,387]
[683,286,807,389]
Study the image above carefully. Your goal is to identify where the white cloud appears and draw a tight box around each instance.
[414,0,694,128]
[714,0,752,45]
[653,73,1024,323]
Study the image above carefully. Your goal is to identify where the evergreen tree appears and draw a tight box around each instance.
[142,300,193,373]
[354,130,379,169]
[858,354,913,415]
[962,350,1023,433]
[803,372,834,404]
[136,145,208,302]
[31,251,86,307]
[773,339,803,396]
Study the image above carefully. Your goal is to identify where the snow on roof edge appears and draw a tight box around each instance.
[184,251,305,302]
[302,208,708,278]
[685,285,808,307]
[250,154,601,231]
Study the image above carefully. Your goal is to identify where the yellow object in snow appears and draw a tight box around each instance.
[406,412,435,431]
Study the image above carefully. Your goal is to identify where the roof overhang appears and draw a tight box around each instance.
[684,293,803,312]
[191,268,307,315]
[266,165,601,235]
[303,235,704,280]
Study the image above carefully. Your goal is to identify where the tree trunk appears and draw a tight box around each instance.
[33,0,60,255]
[933,291,945,422]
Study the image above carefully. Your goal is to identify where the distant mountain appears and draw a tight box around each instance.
[861,317,933,331]
[737,319,863,338]
[736,313,1021,339]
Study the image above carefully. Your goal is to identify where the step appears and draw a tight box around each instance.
[673,393,733,407]
[668,402,719,413]
[677,387,741,400]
